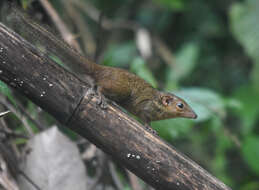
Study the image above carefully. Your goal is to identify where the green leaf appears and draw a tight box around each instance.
[251,63,259,90]
[174,88,226,122]
[223,97,242,110]
[49,54,68,69]
[152,0,186,10]
[0,80,11,97]
[102,42,137,67]
[230,0,259,62]
[21,0,33,9]
[152,118,194,140]
[230,0,259,86]
[242,135,259,175]
[233,85,259,134]
[123,186,132,190]
[14,138,27,145]
[166,42,200,90]
[211,154,226,178]
[0,80,17,107]
[130,57,158,88]
[240,181,259,190]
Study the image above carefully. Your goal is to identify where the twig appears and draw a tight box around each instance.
[0,93,34,136]
[89,151,107,190]
[127,170,142,190]
[39,0,82,53]
[71,0,139,31]
[0,129,28,140]
[153,37,176,66]
[0,93,45,131]
[0,142,19,178]
[0,118,22,159]
[147,186,155,190]
[223,128,241,148]
[0,131,41,190]
[71,0,175,67]
[94,12,104,62]
[63,1,96,57]
[19,171,42,190]
[0,149,41,190]
[0,119,29,140]
[0,110,10,117]
[82,144,97,161]
[0,155,19,190]
[108,161,124,190]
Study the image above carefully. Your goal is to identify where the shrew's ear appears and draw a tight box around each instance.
[161,96,174,106]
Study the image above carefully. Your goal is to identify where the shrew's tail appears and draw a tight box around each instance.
[2,4,98,76]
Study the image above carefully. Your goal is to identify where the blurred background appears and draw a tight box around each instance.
[0,0,259,189]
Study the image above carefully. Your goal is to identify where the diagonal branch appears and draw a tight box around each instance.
[0,23,231,190]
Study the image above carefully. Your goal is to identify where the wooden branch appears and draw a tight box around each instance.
[0,23,231,190]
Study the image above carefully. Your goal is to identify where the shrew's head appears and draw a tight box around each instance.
[152,92,197,121]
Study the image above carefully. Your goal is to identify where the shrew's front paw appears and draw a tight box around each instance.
[96,94,108,109]
[144,123,158,136]
[95,86,108,109]
[86,84,108,109]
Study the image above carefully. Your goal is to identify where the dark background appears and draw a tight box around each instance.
[0,0,259,189]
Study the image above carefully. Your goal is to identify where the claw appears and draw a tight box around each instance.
[144,123,158,135]
[96,93,108,109]
[95,86,108,109]
[85,87,96,98]
[85,83,108,109]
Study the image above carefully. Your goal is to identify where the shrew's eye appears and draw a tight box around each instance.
[177,103,184,109]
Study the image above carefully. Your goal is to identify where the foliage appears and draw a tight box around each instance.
[0,0,259,189]
[242,135,259,175]
[230,0,259,87]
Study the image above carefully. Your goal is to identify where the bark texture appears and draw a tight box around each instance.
[0,23,231,190]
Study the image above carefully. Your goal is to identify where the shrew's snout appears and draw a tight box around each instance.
[180,109,197,119]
